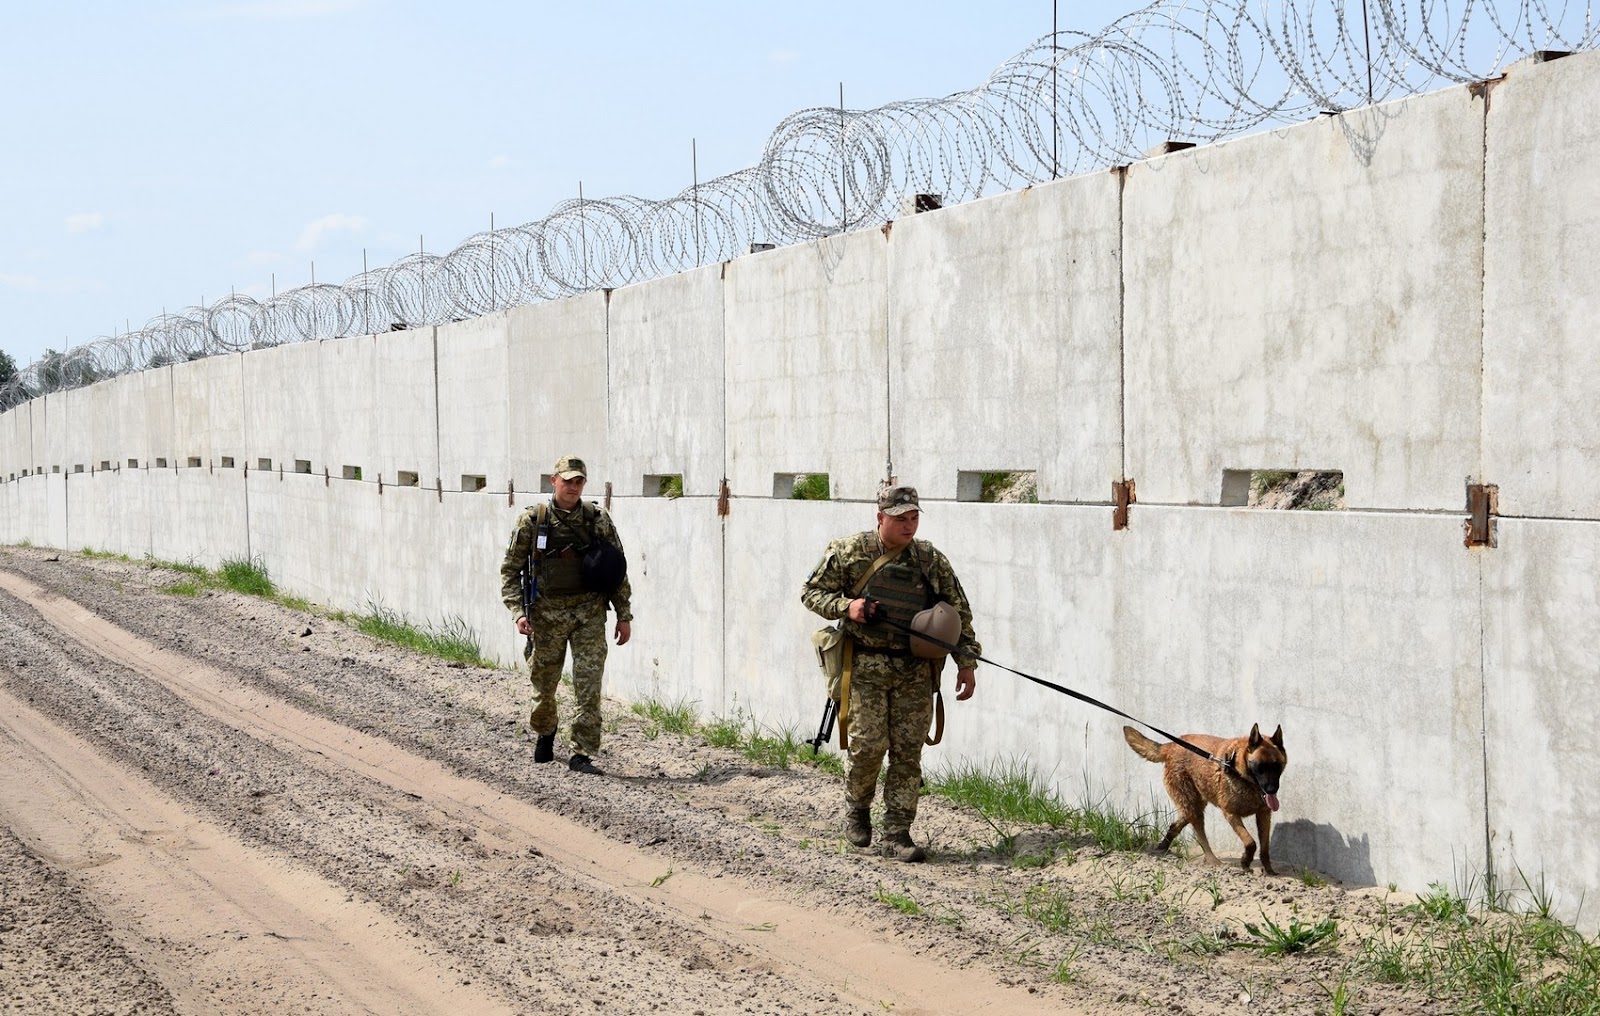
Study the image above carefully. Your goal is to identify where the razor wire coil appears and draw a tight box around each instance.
[3,0,1594,410]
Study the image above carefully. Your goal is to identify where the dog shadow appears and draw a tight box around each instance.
[1271,819,1377,885]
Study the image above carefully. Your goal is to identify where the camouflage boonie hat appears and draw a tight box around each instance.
[878,485,920,515]
[553,455,588,480]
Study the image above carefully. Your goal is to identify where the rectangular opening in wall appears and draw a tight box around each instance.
[99,461,110,471]
[73,464,84,473]
[461,474,487,492]
[220,456,235,469]
[52,465,61,473]
[257,458,272,471]
[155,458,168,469]
[774,472,831,500]
[538,476,554,494]
[397,470,420,487]
[645,473,683,498]
[187,456,202,468]
[127,458,139,469]
[1221,469,1345,510]
[342,465,362,480]
[957,470,1038,503]
[294,459,312,474]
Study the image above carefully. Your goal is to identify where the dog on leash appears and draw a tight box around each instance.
[1123,723,1286,875]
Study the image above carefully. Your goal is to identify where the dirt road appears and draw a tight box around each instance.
[0,547,1434,1015]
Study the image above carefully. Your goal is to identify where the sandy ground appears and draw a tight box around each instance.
[0,546,1459,1015]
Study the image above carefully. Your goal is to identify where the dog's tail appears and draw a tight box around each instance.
[1122,726,1165,763]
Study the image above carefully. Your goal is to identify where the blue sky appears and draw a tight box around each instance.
[0,0,1147,369]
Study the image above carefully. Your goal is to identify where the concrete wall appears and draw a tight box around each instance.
[4,50,1598,931]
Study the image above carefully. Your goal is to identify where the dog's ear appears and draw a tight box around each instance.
[1248,722,1262,747]
[1270,725,1284,750]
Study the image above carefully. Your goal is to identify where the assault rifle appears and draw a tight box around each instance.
[807,697,839,755]
[518,560,538,657]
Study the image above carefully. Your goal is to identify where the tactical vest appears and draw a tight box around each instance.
[539,502,597,595]
[859,543,933,649]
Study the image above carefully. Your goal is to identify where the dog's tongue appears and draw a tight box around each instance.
[1265,793,1280,812]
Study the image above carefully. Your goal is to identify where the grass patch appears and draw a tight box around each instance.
[874,884,923,916]
[162,580,204,597]
[80,547,133,562]
[790,474,830,500]
[927,759,1162,852]
[1239,911,1339,956]
[658,474,684,498]
[631,697,699,737]
[354,604,492,668]
[218,556,275,597]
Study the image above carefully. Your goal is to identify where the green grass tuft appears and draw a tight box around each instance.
[218,557,275,597]
[355,604,491,667]
[790,474,830,500]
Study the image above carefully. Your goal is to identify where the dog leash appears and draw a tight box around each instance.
[864,609,1241,774]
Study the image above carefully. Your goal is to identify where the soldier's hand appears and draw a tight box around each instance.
[846,597,873,623]
[955,667,976,701]
[614,620,631,646]
[516,615,532,638]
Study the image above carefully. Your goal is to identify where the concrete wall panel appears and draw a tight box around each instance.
[373,329,439,489]
[171,353,246,469]
[600,496,724,713]
[889,175,1124,503]
[242,341,326,477]
[1110,507,1485,889]
[246,471,334,604]
[1124,88,1485,511]
[1483,517,1600,933]
[608,266,725,497]
[315,334,378,484]
[436,314,511,492]
[506,293,614,494]
[724,231,889,503]
[0,402,31,479]
[1484,50,1600,519]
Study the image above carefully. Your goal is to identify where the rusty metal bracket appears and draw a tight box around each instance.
[604,481,613,512]
[436,476,443,503]
[1465,483,1498,547]
[324,467,329,488]
[718,478,731,516]
[1113,479,1136,531]
[508,480,515,507]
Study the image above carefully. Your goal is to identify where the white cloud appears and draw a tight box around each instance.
[767,49,801,66]
[65,212,103,234]
[488,154,515,170]
[0,272,44,290]
[200,0,365,19]
[295,213,367,253]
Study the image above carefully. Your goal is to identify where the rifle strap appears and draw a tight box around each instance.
[837,639,856,751]
[836,545,898,752]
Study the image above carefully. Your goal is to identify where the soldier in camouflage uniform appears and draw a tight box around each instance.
[500,455,633,775]
[801,485,979,861]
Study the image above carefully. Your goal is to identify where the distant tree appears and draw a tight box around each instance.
[0,348,16,387]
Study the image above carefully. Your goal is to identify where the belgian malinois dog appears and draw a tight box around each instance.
[1123,723,1286,875]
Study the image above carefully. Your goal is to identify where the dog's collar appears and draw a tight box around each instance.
[1218,750,1266,796]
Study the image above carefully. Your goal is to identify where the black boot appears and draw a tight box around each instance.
[533,732,555,764]
[883,831,926,863]
[568,753,603,775]
[843,807,872,848]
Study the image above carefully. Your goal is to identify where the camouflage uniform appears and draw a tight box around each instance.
[801,531,980,838]
[500,500,633,757]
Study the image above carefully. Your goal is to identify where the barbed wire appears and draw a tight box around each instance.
[4,0,1594,411]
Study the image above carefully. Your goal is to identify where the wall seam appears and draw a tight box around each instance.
[240,353,253,563]
[720,264,729,714]
[1116,165,1129,486]
[1476,77,1495,895]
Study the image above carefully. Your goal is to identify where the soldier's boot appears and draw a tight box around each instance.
[533,733,556,764]
[843,807,872,848]
[568,753,604,776]
[883,830,926,863]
